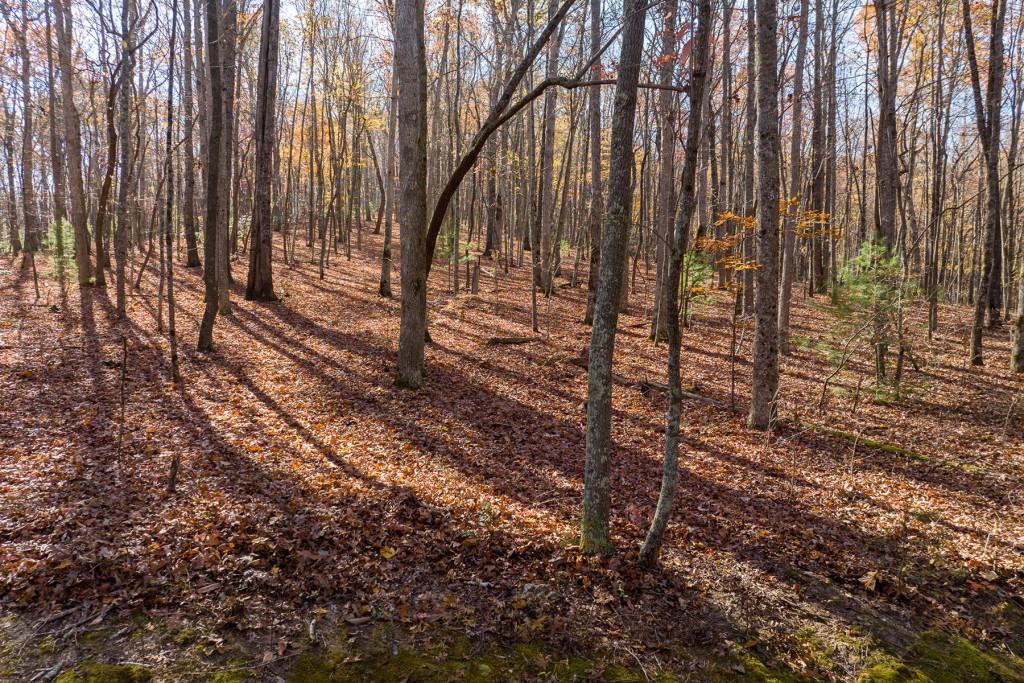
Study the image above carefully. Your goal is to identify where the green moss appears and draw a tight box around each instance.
[81,628,114,647]
[993,601,1024,653]
[210,669,250,683]
[286,638,672,683]
[858,630,1024,683]
[55,661,153,683]
[858,659,930,682]
[550,656,596,681]
[911,630,1024,683]
[38,635,58,655]
[792,626,837,672]
[171,627,201,647]
[286,652,338,682]
[811,424,927,461]
[701,648,806,683]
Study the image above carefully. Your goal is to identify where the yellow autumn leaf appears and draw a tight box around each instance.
[380,546,397,559]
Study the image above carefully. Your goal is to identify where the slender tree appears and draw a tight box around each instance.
[198,0,225,351]
[639,0,711,566]
[749,0,781,430]
[53,0,93,286]
[246,0,282,301]
[580,0,648,554]
[395,0,428,387]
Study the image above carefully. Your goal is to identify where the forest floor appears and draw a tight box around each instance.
[1,229,1023,682]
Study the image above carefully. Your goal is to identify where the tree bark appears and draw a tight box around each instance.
[583,0,602,325]
[380,50,398,298]
[197,0,224,351]
[53,0,93,286]
[778,0,809,354]
[749,0,781,430]
[650,0,677,341]
[581,0,648,554]
[395,0,428,388]
[962,0,1006,365]
[182,0,201,268]
[245,0,281,301]
[639,0,710,566]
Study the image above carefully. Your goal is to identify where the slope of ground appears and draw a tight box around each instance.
[1,230,1022,681]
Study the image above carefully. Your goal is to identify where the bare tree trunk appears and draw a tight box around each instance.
[10,0,39,256]
[395,0,428,388]
[216,0,237,313]
[182,0,200,268]
[871,0,900,380]
[164,0,181,382]
[741,0,755,315]
[583,0,602,325]
[197,0,224,351]
[380,51,398,298]
[926,0,949,338]
[581,0,648,554]
[778,0,809,354]
[749,0,781,430]
[873,0,898,251]
[2,104,21,256]
[536,0,562,296]
[113,0,137,316]
[809,0,827,294]
[53,0,93,286]
[245,0,280,301]
[963,0,1006,365]
[650,0,677,341]
[639,0,711,566]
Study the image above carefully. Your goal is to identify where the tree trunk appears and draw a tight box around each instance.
[749,0,781,430]
[962,0,1005,365]
[778,0,809,354]
[13,0,39,254]
[583,0,602,325]
[650,0,677,342]
[182,0,201,268]
[581,0,648,554]
[639,0,711,566]
[197,0,224,351]
[245,0,281,301]
[395,0,428,388]
[53,0,93,286]
[380,52,398,298]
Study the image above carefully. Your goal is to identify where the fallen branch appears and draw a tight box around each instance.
[636,379,737,410]
[485,336,541,346]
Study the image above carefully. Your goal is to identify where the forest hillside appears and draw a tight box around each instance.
[2,0,1024,679]
[2,231,1022,680]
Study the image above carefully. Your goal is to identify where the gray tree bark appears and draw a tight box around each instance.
[197,0,224,351]
[182,0,200,268]
[380,47,398,298]
[749,0,781,430]
[583,0,602,325]
[778,0,809,354]
[54,0,93,286]
[963,0,1006,365]
[639,0,711,566]
[245,0,281,301]
[650,0,677,342]
[395,0,428,388]
[581,0,648,554]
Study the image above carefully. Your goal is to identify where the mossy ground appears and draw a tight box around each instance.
[857,630,1024,683]
[54,660,153,683]
[5,611,1023,681]
[283,629,810,683]
[285,633,655,682]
